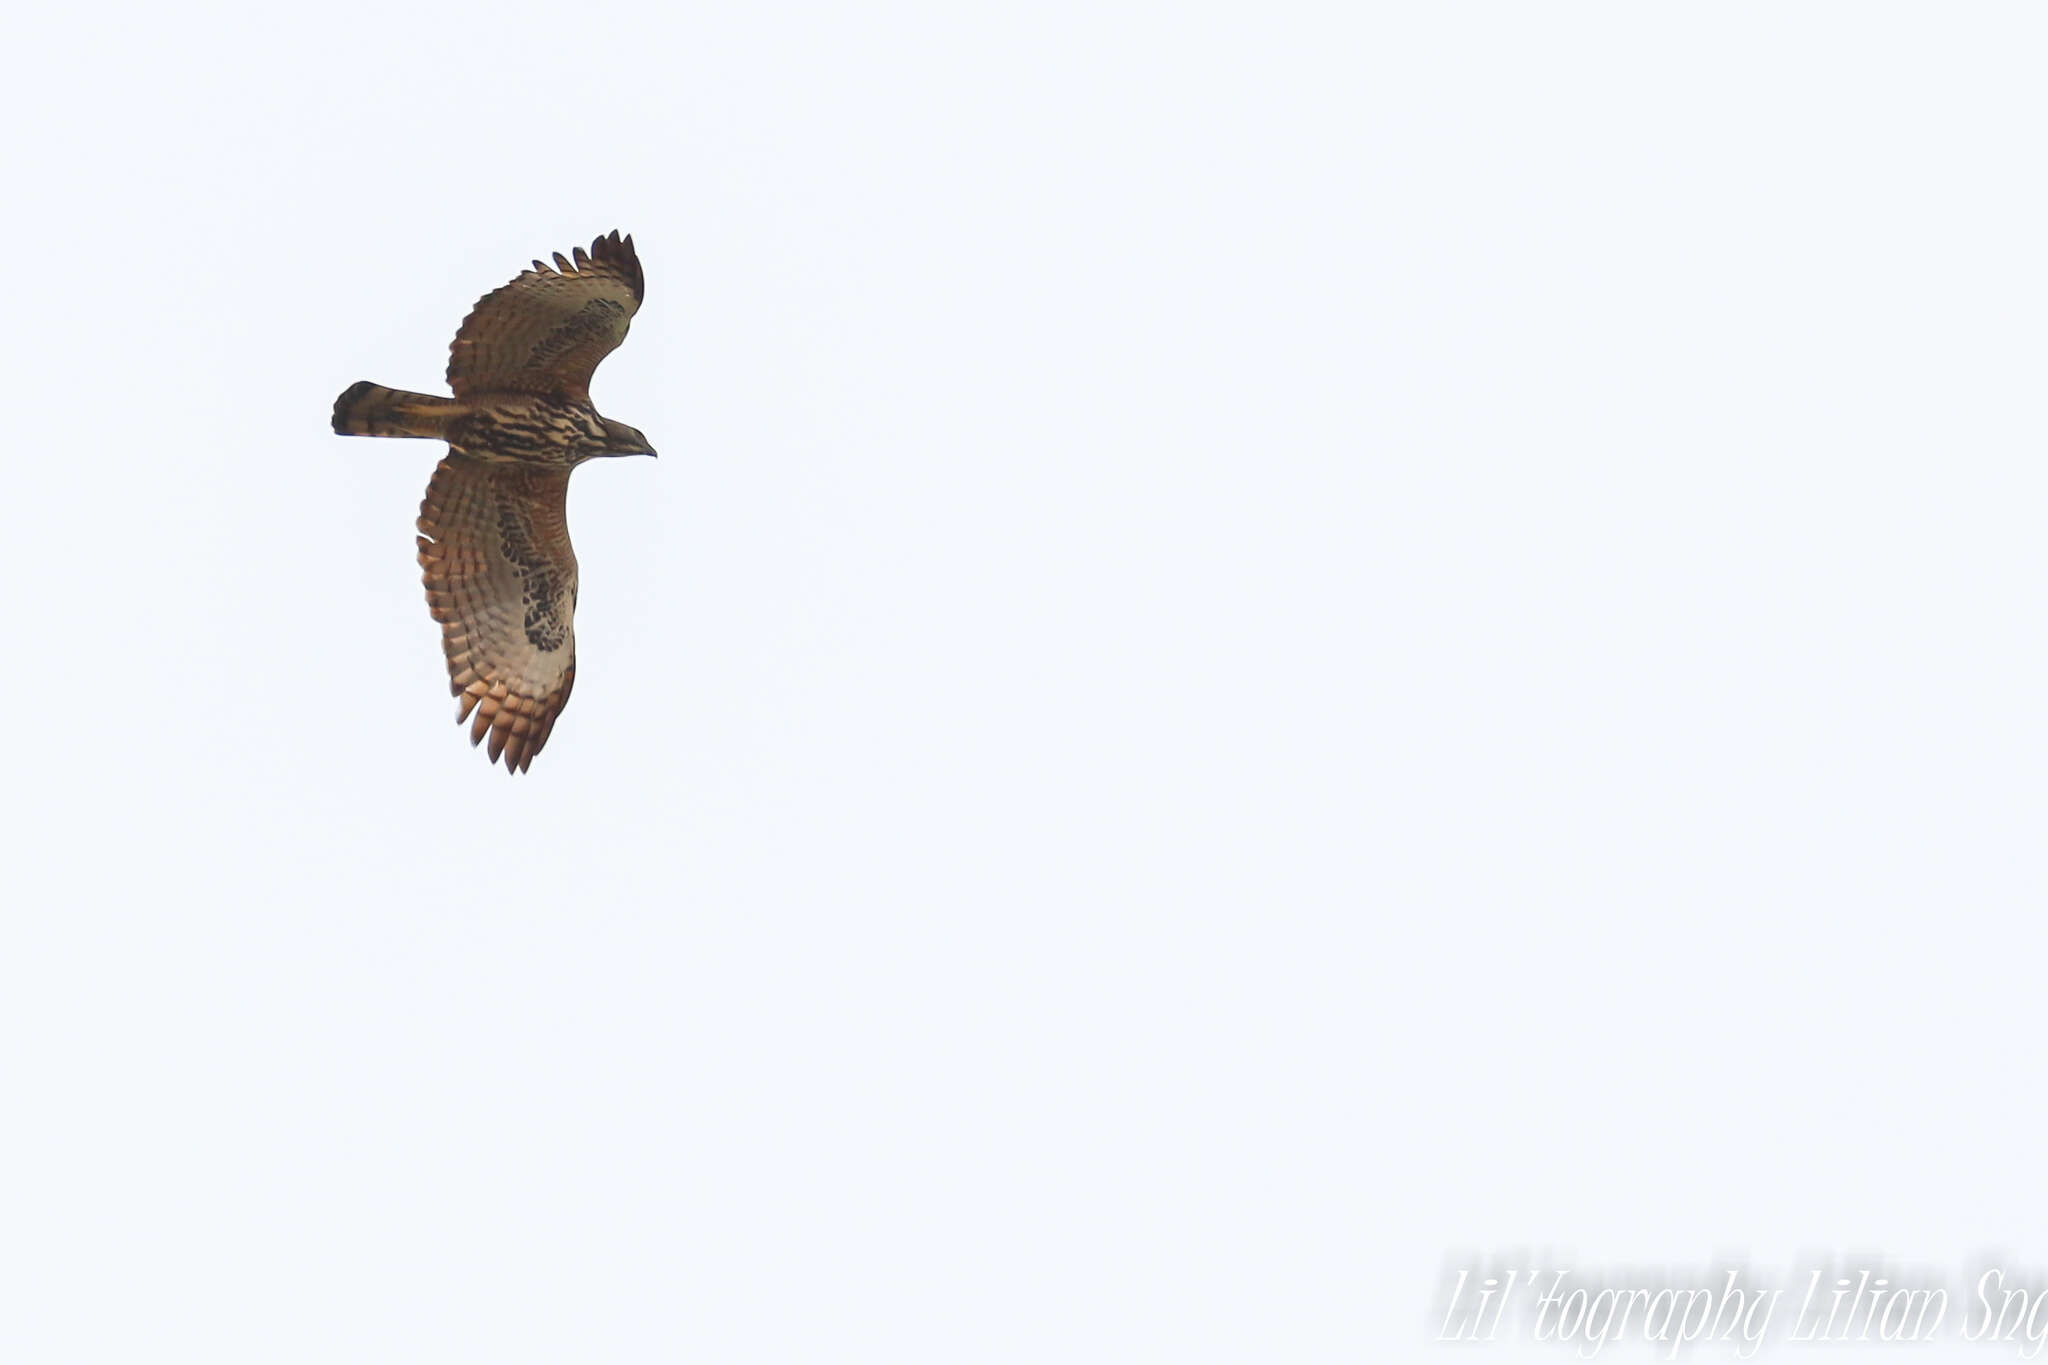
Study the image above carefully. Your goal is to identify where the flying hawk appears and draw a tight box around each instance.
[332,231,657,773]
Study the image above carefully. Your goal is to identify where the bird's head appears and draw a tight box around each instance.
[599,417,659,458]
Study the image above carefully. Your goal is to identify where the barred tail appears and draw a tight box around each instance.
[332,381,462,439]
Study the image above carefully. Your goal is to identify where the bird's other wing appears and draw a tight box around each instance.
[446,231,644,399]
[416,455,580,772]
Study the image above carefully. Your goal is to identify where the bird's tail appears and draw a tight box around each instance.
[332,381,463,439]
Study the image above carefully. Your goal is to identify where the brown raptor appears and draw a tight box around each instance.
[333,231,657,773]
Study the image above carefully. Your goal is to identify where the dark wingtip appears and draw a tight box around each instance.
[589,229,644,303]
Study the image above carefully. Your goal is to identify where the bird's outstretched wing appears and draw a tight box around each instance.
[446,231,644,399]
[416,455,580,773]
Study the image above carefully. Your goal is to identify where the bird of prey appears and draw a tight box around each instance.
[332,231,657,773]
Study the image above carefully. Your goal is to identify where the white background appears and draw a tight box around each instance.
[3,4,2043,1361]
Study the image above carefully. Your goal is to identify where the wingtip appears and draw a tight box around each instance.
[587,229,644,302]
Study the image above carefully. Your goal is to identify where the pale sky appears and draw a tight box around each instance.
[4,4,2045,1362]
